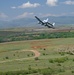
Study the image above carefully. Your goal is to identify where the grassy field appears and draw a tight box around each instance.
[0,38,74,75]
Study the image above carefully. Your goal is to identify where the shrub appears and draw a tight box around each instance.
[60,52,65,56]
[71,71,74,73]
[35,57,39,61]
[5,56,9,59]
[43,53,46,55]
[13,54,15,56]
[54,57,68,63]
[58,69,65,73]
[28,67,31,70]
[49,57,68,63]
[32,53,34,56]
[27,54,30,57]
[73,59,74,61]
[35,64,37,66]
[49,59,54,63]
[43,48,46,50]
[57,63,61,66]
[40,68,54,75]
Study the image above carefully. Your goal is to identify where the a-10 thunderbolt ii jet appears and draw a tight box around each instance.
[35,16,55,29]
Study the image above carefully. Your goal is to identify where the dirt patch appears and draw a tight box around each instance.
[31,45,48,49]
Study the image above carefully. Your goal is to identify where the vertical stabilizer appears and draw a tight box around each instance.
[52,23,55,26]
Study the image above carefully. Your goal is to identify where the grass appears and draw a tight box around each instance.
[0,50,34,61]
[0,41,31,52]
[0,38,74,75]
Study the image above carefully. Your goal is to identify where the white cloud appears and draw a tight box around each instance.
[0,13,8,18]
[46,0,58,6]
[16,12,34,19]
[40,13,67,17]
[64,0,74,5]
[43,13,58,17]
[11,6,16,9]
[71,12,74,14]
[18,1,40,8]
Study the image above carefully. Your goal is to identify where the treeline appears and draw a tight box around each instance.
[0,31,74,43]
[39,32,74,39]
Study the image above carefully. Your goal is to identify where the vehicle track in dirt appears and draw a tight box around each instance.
[0,50,40,63]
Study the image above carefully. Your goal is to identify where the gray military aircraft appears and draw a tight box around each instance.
[35,16,55,29]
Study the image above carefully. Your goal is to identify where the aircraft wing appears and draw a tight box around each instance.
[35,16,44,25]
[47,22,53,26]
[46,22,55,29]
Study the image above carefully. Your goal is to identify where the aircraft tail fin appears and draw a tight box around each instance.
[43,18,49,23]
[52,23,55,26]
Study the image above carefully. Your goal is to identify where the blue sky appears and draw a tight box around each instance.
[0,0,74,20]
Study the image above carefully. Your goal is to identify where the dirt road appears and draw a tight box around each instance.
[0,50,40,63]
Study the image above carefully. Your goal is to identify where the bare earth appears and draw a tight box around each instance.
[0,50,40,63]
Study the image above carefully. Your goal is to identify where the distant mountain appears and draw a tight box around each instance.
[0,16,74,29]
